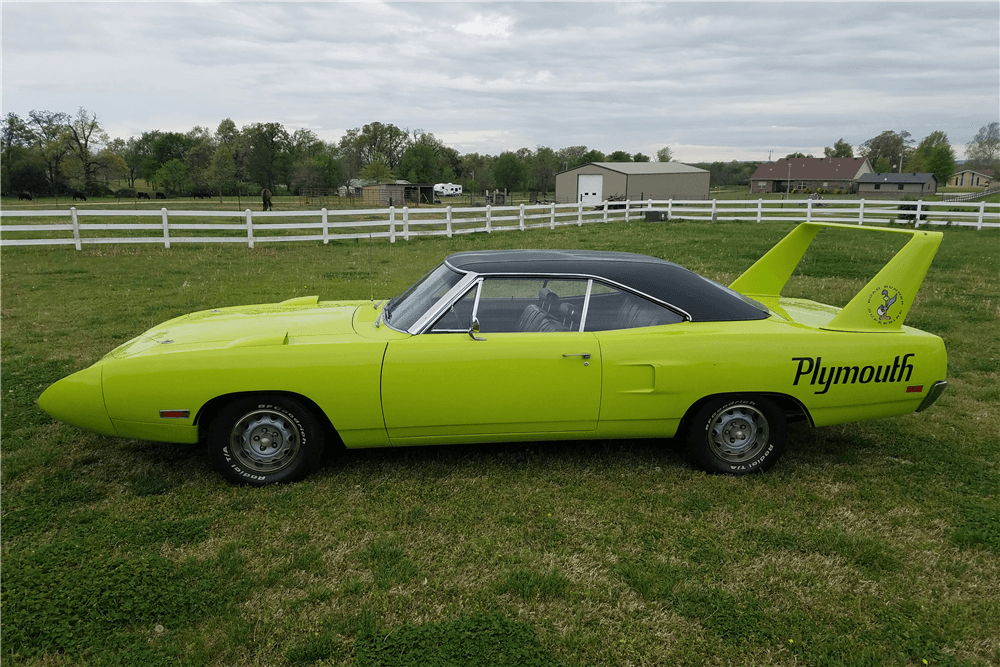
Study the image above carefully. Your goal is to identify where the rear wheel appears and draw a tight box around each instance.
[686,396,786,474]
[208,395,324,486]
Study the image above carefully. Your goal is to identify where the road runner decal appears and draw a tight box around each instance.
[792,354,914,395]
[867,285,904,324]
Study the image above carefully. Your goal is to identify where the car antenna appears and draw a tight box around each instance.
[369,230,374,304]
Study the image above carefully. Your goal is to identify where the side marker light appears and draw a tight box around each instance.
[160,410,190,419]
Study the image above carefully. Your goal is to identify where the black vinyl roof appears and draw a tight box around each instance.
[444,249,768,322]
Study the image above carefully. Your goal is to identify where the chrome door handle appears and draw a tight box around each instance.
[562,353,591,359]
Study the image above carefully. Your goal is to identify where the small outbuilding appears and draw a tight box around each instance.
[856,173,937,198]
[555,162,710,205]
[362,182,435,207]
[949,169,992,188]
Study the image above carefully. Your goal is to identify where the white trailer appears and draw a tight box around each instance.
[434,183,463,196]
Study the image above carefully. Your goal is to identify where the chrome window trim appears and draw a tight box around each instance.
[392,271,479,334]
[409,270,692,335]
[578,279,593,332]
[475,271,692,322]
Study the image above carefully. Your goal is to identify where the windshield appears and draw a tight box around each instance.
[384,263,464,332]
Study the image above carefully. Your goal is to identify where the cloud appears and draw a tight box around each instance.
[2,2,997,159]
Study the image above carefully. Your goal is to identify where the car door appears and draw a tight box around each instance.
[380,277,602,442]
[583,284,690,438]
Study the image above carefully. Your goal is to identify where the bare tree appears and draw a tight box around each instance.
[63,108,109,192]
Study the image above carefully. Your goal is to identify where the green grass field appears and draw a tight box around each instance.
[2,219,998,666]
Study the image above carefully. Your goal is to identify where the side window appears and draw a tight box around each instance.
[429,285,477,333]
[583,284,683,331]
[431,278,591,333]
[476,278,589,333]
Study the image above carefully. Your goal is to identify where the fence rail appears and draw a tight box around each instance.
[1,198,996,249]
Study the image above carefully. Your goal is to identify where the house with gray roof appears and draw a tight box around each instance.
[750,157,873,194]
[857,173,937,198]
[555,162,709,204]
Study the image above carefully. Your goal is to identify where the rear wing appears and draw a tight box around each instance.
[729,222,943,332]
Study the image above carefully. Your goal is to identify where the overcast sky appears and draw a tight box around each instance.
[2,2,998,162]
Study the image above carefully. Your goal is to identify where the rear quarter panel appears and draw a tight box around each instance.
[595,317,946,433]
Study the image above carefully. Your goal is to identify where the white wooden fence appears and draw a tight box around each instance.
[1,198,996,250]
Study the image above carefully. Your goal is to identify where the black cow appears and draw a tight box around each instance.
[137,192,151,200]
[262,188,272,211]
[18,192,32,201]
[155,192,166,200]
[72,192,87,201]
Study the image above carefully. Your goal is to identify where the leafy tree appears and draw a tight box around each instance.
[556,146,589,170]
[494,151,526,192]
[785,152,815,159]
[655,146,672,162]
[348,122,410,171]
[242,122,291,192]
[607,150,632,162]
[906,131,955,185]
[399,143,442,184]
[360,160,394,183]
[155,158,190,195]
[460,153,494,191]
[207,144,238,201]
[633,153,650,162]
[26,110,72,193]
[859,130,913,172]
[579,148,606,165]
[823,139,853,158]
[965,122,999,173]
[530,146,559,195]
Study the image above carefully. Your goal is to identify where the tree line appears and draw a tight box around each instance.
[3,108,997,199]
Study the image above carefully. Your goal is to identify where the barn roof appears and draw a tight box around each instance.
[558,162,707,176]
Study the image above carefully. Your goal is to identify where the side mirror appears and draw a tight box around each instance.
[468,318,486,341]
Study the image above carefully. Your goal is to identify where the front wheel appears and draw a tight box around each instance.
[208,395,324,486]
[686,396,786,474]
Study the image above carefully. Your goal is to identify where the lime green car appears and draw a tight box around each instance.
[38,222,947,485]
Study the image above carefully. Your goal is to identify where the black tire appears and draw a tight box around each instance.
[208,394,324,486]
[686,396,786,474]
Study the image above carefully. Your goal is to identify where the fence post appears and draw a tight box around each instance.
[806,199,813,224]
[486,205,492,233]
[711,199,718,223]
[669,199,674,221]
[550,203,556,229]
[624,199,631,223]
[389,206,396,243]
[446,206,453,238]
[70,207,81,250]
[603,201,609,223]
[246,209,254,248]
[978,201,985,230]
[519,203,525,231]
[577,201,584,226]
[321,208,329,244]
[161,208,171,248]
[914,200,923,228]
[403,206,410,240]
[858,199,865,226]
[756,198,762,223]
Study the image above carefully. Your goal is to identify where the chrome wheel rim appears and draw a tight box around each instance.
[230,409,301,473]
[708,404,769,463]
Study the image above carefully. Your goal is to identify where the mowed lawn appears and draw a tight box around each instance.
[1,219,998,667]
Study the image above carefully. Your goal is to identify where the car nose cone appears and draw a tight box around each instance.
[37,363,119,437]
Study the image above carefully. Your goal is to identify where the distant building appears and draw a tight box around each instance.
[555,162,709,204]
[750,157,873,194]
[857,173,938,198]
[362,183,435,207]
[949,169,992,188]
